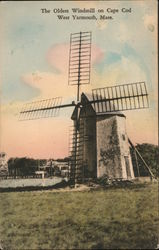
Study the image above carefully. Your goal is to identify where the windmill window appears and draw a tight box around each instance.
[122,134,126,141]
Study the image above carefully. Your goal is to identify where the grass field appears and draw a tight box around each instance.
[0,183,158,249]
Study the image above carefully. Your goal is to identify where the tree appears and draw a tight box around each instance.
[8,157,38,176]
[131,143,159,178]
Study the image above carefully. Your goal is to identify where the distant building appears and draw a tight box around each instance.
[38,160,69,177]
[35,170,45,179]
[52,161,69,177]
[0,152,8,175]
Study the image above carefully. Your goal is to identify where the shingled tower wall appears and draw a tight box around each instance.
[96,114,134,179]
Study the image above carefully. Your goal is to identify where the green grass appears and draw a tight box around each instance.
[0,183,158,249]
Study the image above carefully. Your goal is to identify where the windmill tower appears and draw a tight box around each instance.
[70,81,149,183]
[19,31,150,185]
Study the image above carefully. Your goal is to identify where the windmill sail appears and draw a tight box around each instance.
[68,31,92,86]
[91,81,149,113]
[19,97,75,120]
[68,31,92,184]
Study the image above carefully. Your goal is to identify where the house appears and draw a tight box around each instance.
[39,160,69,177]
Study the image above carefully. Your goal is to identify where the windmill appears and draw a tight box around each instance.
[19,31,153,185]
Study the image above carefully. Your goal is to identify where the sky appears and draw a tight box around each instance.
[0,0,158,159]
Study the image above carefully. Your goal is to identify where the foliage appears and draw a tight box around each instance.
[7,157,70,177]
[96,174,133,187]
[0,184,158,249]
[131,143,159,177]
[56,157,70,162]
[8,157,39,176]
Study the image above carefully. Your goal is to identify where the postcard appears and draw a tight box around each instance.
[0,1,158,249]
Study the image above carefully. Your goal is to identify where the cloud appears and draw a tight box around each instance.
[92,55,147,88]
[1,101,20,118]
[21,43,104,100]
[46,43,69,74]
[21,71,68,99]
[91,45,105,65]
[46,43,104,72]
